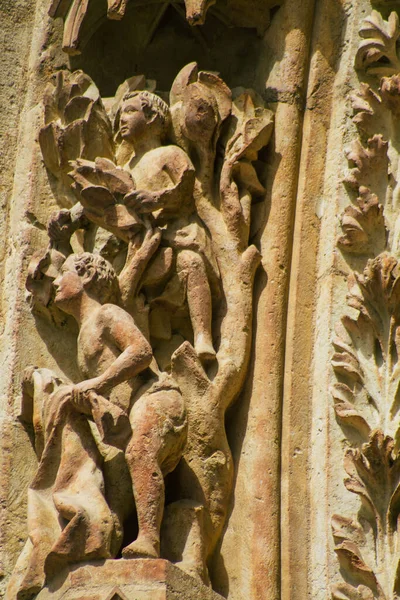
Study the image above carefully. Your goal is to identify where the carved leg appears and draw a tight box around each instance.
[122,399,166,559]
[122,388,187,559]
[177,250,216,362]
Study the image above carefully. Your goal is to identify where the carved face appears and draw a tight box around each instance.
[119,97,148,142]
[53,256,84,309]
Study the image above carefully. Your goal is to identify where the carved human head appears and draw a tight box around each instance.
[54,253,118,310]
[119,91,170,142]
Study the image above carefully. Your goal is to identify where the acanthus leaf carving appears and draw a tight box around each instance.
[332,431,400,600]
[355,10,400,76]
[338,76,400,257]
[344,136,389,194]
[332,252,400,595]
[337,189,387,256]
[332,254,400,435]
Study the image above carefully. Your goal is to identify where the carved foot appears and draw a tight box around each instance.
[122,537,160,559]
[194,335,216,362]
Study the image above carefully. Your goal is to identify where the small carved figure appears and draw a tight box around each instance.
[119,91,217,362]
[53,252,187,559]
[67,90,217,362]
[8,250,187,599]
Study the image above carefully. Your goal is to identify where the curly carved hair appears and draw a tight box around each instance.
[73,252,118,304]
[122,90,170,136]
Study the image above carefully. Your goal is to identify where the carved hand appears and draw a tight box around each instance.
[124,190,163,213]
[71,378,106,414]
[47,209,74,243]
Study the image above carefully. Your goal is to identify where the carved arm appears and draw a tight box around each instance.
[118,226,162,308]
[124,154,195,218]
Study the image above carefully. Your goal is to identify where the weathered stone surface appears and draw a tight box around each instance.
[6,1,399,599]
[4,34,275,597]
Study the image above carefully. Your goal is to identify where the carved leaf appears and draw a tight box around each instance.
[39,70,114,208]
[355,11,400,75]
[351,76,400,151]
[332,514,367,548]
[344,432,400,521]
[334,539,381,595]
[344,136,389,194]
[223,89,274,166]
[332,510,383,599]
[351,84,383,136]
[338,189,386,255]
[332,336,364,383]
[380,74,400,117]
[331,420,400,597]
[331,384,371,439]
[332,254,400,428]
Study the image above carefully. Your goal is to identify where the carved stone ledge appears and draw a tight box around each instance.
[36,559,223,600]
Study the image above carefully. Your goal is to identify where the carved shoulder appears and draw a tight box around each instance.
[98,303,138,331]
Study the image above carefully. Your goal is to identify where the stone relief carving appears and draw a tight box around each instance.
[332,8,400,599]
[7,63,273,599]
[49,0,283,54]
[355,10,400,76]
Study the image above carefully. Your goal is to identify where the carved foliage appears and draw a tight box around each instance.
[332,254,400,437]
[332,254,400,598]
[334,22,400,587]
[332,432,400,600]
[337,189,386,255]
[336,75,400,255]
[39,70,114,208]
[355,11,400,76]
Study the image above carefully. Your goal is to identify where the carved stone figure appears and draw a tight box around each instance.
[10,63,273,598]
[66,89,216,363]
[8,248,187,599]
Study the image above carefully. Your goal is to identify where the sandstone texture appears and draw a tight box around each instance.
[3,1,397,599]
